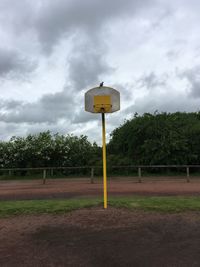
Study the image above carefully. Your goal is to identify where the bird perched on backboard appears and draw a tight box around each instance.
[99,82,104,87]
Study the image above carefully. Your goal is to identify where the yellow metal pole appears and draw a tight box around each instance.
[101,112,108,209]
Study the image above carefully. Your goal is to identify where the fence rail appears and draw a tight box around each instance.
[0,165,200,184]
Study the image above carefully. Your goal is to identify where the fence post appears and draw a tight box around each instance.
[43,169,46,185]
[51,169,54,177]
[8,169,12,176]
[138,167,142,183]
[186,167,190,183]
[90,168,94,184]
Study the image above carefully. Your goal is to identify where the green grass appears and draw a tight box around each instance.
[0,198,101,217]
[0,196,200,217]
[109,196,200,212]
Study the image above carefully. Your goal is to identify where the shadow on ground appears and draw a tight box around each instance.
[0,208,200,266]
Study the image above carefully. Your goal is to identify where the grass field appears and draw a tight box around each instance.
[1,196,200,217]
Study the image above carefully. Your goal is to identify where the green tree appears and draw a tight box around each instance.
[108,112,200,165]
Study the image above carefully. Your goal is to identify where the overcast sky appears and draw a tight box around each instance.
[0,0,200,143]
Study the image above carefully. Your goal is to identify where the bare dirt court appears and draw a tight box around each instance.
[0,177,200,200]
[1,208,200,267]
[1,177,200,267]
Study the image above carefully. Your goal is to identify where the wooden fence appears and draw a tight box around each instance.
[0,165,200,184]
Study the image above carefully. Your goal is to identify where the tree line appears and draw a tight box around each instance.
[108,112,200,165]
[0,132,101,168]
[0,112,200,168]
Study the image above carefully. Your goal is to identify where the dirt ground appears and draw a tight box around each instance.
[1,179,200,266]
[0,177,200,200]
[0,208,200,267]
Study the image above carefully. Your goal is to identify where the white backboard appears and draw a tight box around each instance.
[85,86,120,113]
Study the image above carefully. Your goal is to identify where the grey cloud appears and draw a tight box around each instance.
[72,111,98,124]
[0,40,113,124]
[0,121,27,141]
[0,0,35,33]
[25,122,73,137]
[0,0,156,54]
[68,41,113,90]
[166,49,180,60]
[120,69,200,116]
[124,93,200,116]
[0,100,22,109]
[111,83,130,100]
[180,66,200,98]
[36,0,153,52]
[1,0,200,143]
[0,48,37,78]
[0,121,73,141]
[138,72,167,90]
[0,89,75,123]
